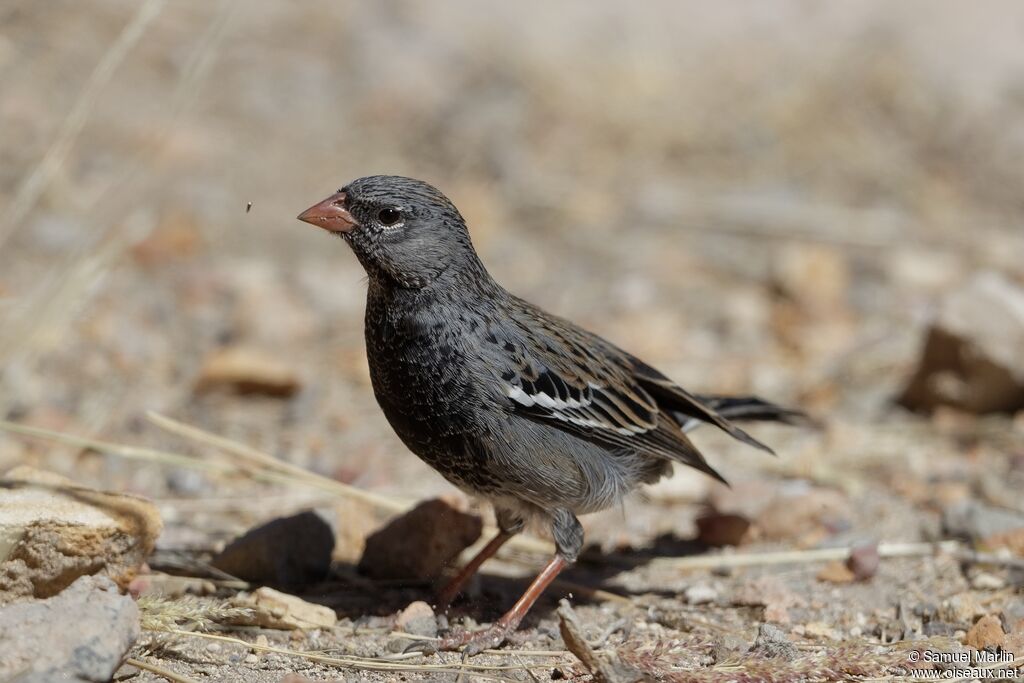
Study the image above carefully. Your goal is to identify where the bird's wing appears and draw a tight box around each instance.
[482,302,732,482]
[629,358,774,454]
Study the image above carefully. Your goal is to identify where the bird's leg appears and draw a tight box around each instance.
[408,508,582,657]
[435,529,513,612]
[435,508,524,612]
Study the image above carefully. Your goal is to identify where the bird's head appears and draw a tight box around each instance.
[298,175,482,289]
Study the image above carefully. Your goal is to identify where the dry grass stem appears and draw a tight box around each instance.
[160,629,551,678]
[645,541,964,572]
[124,657,201,683]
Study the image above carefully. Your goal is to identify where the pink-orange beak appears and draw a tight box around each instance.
[297,191,359,233]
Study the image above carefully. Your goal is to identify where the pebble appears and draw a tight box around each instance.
[970,571,1006,591]
[748,623,797,660]
[395,600,438,638]
[964,614,1006,650]
[684,583,719,605]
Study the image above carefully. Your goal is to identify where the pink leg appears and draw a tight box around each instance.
[413,554,569,656]
[436,530,514,611]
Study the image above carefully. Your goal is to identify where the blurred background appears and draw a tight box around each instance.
[2,0,1023,597]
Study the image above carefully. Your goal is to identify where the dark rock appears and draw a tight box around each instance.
[695,512,751,547]
[358,498,482,581]
[0,575,139,681]
[846,542,880,581]
[899,273,1024,414]
[212,509,335,588]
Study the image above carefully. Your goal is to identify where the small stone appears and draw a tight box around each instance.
[395,600,437,638]
[684,583,718,605]
[695,512,751,547]
[733,577,805,625]
[212,509,335,589]
[0,575,139,681]
[1003,601,1024,634]
[0,466,162,602]
[755,486,851,547]
[940,594,984,626]
[748,623,797,660]
[244,653,258,664]
[942,501,1024,547]
[772,244,849,315]
[969,571,1006,591]
[230,587,336,630]
[846,543,880,581]
[817,561,855,584]
[359,498,482,581]
[195,346,301,397]
[709,633,748,664]
[983,527,1024,555]
[804,621,840,640]
[964,614,1006,650]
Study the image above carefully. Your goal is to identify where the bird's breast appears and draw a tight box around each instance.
[363,299,484,458]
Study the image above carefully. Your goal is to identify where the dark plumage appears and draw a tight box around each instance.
[298,175,804,654]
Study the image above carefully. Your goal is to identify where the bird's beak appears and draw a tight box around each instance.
[297,191,359,234]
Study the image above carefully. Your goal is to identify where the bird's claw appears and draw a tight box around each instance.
[460,624,511,656]
[401,623,512,657]
[401,639,439,656]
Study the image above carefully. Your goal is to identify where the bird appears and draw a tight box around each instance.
[297,175,804,655]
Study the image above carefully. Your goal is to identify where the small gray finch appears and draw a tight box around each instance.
[298,176,804,655]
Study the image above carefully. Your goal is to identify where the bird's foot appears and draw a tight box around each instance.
[403,622,514,657]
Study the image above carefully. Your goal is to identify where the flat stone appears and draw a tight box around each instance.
[195,346,302,397]
[230,587,336,630]
[0,466,162,603]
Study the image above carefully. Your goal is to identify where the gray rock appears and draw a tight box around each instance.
[710,632,749,664]
[0,575,139,682]
[748,623,797,660]
[942,501,1024,544]
[395,600,438,638]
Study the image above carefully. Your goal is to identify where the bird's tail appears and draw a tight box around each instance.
[678,395,812,433]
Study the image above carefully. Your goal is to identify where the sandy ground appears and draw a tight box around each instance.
[1,2,1023,681]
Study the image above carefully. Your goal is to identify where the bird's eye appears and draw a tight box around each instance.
[377,208,402,226]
